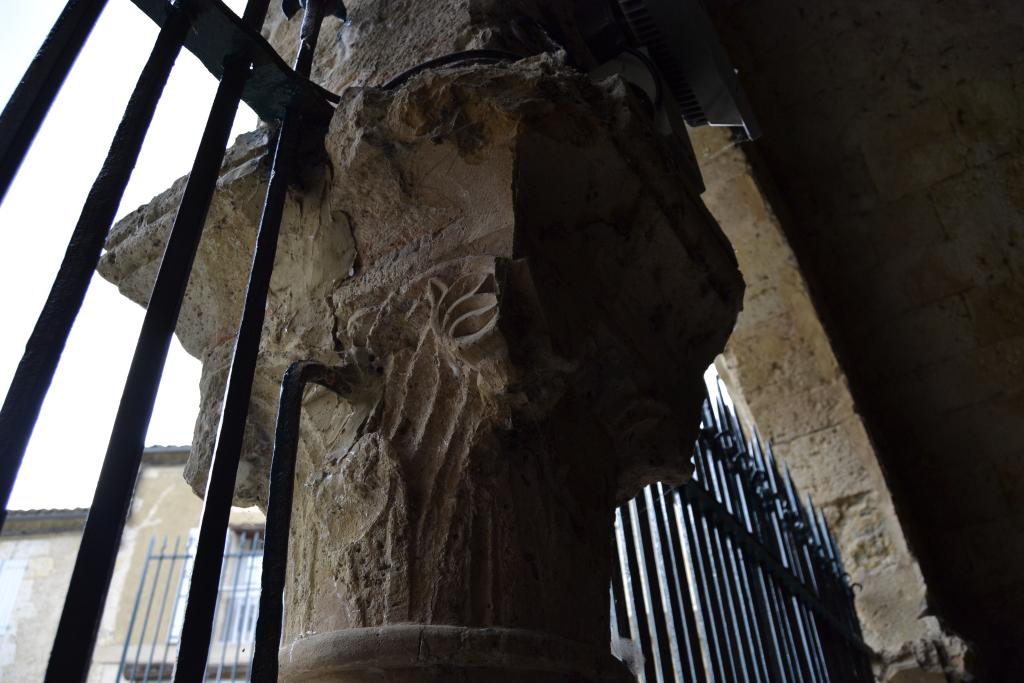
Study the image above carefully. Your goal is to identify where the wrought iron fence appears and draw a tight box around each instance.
[611,388,874,682]
[0,1,338,680]
[117,531,263,682]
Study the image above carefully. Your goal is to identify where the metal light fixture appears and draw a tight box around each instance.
[577,0,760,141]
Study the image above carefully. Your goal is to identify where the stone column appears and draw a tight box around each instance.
[100,3,744,680]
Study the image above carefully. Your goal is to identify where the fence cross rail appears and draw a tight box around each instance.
[611,388,874,682]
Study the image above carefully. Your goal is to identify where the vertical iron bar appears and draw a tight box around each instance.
[752,468,804,683]
[671,490,718,680]
[39,15,197,683]
[705,502,754,683]
[751,475,795,683]
[0,0,108,203]
[236,532,258,679]
[787,562,823,679]
[635,490,676,681]
[623,501,661,682]
[775,477,824,683]
[175,4,333,672]
[173,81,299,683]
[233,537,246,680]
[808,506,843,679]
[613,514,646,681]
[781,467,831,683]
[117,537,156,682]
[821,511,869,679]
[759,533,807,683]
[705,445,767,683]
[245,533,262,680]
[652,483,706,682]
[250,362,310,682]
[759,567,796,682]
[729,520,773,682]
[773,579,807,683]
[720,400,788,683]
[0,4,187,531]
[682,495,734,682]
[144,536,182,682]
[611,563,633,655]
[693,434,748,683]
[131,536,169,682]
[42,1,271,676]
[732,468,791,682]
[750,439,806,683]
[781,546,820,681]
[719,484,772,681]
[206,533,235,682]
[685,440,735,682]
[827,526,859,637]
[159,535,194,680]
[763,447,820,683]
[251,362,352,681]
[291,0,329,78]
[806,604,833,682]
[800,601,829,683]
[695,442,752,683]
[215,531,247,681]
[802,501,841,681]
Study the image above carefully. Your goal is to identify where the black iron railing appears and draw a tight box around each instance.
[117,531,263,682]
[0,1,339,681]
[611,388,874,682]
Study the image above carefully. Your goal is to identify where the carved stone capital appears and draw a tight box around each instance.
[101,54,743,679]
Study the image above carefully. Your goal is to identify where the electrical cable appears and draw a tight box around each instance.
[381,49,525,90]
[623,47,663,108]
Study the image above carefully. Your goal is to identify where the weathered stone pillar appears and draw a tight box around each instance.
[101,3,744,680]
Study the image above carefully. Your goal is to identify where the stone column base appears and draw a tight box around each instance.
[279,625,635,682]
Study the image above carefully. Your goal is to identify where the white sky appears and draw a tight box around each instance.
[0,0,258,509]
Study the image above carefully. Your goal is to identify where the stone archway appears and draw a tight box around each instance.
[692,126,968,680]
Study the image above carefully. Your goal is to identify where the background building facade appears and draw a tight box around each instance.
[0,447,264,682]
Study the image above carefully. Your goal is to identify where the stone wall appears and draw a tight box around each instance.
[89,451,207,681]
[710,0,1024,676]
[0,530,81,682]
[90,452,266,681]
[0,449,264,682]
[693,127,965,679]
